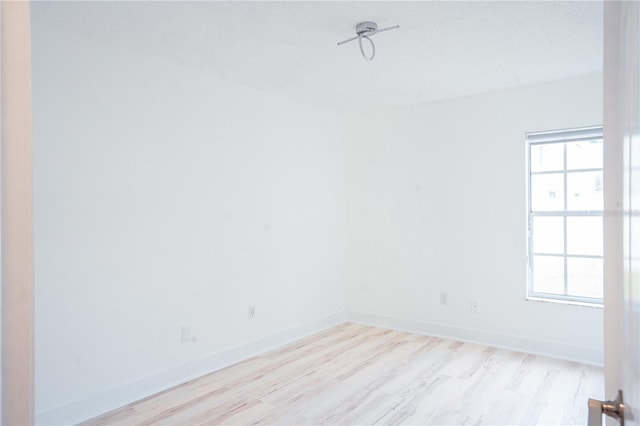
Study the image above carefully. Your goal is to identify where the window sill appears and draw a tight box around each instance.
[526,296,603,308]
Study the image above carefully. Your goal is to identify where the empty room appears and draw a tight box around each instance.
[3,1,639,425]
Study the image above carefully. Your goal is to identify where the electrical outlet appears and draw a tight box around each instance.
[471,301,480,313]
[439,292,448,305]
[181,326,191,343]
[248,305,256,319]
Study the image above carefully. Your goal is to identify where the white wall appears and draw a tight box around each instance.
[345,73,603,364]
[32,15,604,425]
[32,24,346,423]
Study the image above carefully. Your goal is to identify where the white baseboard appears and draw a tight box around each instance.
[36,310,602,425]
[35,311,346,426]
[347,311,603,367]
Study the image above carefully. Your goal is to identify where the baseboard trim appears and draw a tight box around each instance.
[36,310,602,425]
[346,311,603,367]
[35,311,346,426]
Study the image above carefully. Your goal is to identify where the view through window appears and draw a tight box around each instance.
[527,127,603,305]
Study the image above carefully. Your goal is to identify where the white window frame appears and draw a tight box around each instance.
[526,126,604,306]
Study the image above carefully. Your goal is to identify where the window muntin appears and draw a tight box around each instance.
[527,127,603,305]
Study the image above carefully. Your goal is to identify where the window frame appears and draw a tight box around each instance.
[526,126,604,306]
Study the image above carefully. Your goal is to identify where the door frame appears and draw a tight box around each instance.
[603,0,624,401]
[1,1,35,424]
[603,2,640,425]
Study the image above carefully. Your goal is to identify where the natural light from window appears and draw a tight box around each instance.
[527,127,603,305]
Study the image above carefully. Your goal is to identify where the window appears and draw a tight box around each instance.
[526,126,603,305]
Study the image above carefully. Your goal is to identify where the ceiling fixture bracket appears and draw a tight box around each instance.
[337,21,399,62]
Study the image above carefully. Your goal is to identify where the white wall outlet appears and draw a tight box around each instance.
[181,326,191,343]
[471,301,480,313]
[248,305,256,319]
[439,292,448,305]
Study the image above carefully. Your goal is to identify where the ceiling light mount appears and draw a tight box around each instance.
[338,21,399,62]
[356,21,378,35]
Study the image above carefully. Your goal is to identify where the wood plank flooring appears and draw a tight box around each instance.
[83,323,603,425]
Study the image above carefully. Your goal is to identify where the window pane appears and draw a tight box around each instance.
[532,217,564,254]
[567,257,603,299]
[530,143,564,172]
[532,255,564,295]
[531,173,564,211]
[566,140,603,170]
[567,171,603,211]
[567,217,603,256]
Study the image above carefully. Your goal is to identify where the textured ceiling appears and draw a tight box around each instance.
[31,1,603,109]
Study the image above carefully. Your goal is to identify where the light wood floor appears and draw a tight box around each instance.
[83,323,603,425]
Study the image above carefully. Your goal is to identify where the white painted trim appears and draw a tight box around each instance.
[347,311,603,367]
[35,311,346,426]
[37,309,602,425]
[602,0,624,400]
[1,2,35,424]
